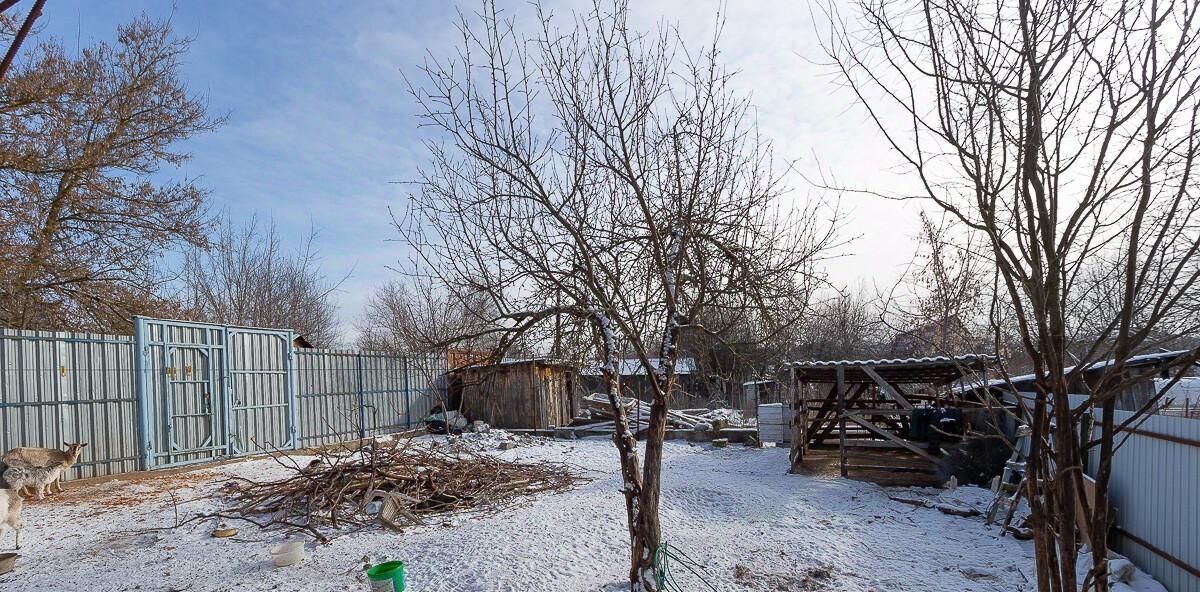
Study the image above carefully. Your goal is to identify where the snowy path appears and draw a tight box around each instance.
[1,438,1036,591]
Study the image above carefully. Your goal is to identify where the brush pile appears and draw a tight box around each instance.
[220,436,585,539]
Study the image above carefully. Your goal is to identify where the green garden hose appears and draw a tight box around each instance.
[653,542,719,592]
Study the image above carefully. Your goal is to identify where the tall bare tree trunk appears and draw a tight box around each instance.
[1024,393,1054,591]
[593,313,648,583]
[632,395,669,590]
[823,0,1200,587]
[1088,394,1117,592]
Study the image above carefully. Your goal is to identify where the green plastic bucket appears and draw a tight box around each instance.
[366,561,406,591]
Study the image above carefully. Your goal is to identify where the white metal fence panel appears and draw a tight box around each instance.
[296,350,448,447]
[1086,410,1200,591]
[360,352,410,435]
[137,319,229,468]
[296,350,364,447]
[0,329,139,479]
[0,319,451,480]
[400,353,447,427]
[226,327,296,455]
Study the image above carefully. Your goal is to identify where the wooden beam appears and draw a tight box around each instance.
[842,439,906,449]
[862,365,914,410]
[837,365,847,477]
[804,383,839,444]
[789,366,803,471]
[809,383,866,445]
[844,414,941,464]
[844,463,934,474]
[843,451,934,469]
[843,409,909,417]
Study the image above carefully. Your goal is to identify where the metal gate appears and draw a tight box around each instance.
[134,317,297,469]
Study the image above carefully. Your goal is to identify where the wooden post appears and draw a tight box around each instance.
[789,365,802,472]
[837,365,847,478]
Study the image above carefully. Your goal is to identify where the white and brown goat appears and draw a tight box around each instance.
[0,489,22,549]
[2,442,87,499]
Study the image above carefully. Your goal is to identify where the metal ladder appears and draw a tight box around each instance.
[986,425,1031,530]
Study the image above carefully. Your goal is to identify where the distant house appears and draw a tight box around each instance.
[578,357,710,406]
[448,358,579,429]
[448,348,494,370]
[890,316,976,357]
[292,334,314,349]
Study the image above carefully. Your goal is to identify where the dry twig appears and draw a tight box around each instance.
[220,437,585,538]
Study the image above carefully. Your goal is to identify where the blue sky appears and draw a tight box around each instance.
[35,1,920,344]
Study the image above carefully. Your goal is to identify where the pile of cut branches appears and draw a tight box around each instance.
[220,437,586,540]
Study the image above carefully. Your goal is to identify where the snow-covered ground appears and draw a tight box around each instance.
[2,437,1038,591]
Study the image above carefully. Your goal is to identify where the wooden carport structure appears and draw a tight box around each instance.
[787,355,992,485]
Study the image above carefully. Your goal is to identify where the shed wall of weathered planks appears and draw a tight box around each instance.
[453,362,576,429]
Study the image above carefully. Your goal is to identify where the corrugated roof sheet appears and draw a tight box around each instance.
[784,354,992,369]
[966,349,1193,391]
[580,357,697,376]
[452,357,577,371]
[785,354,994,385]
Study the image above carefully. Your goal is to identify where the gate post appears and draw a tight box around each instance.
[222,326,236,457]
[285,330,300,450]
[402,355,411,428]
[132,317,153,470]
[356,353,366,439]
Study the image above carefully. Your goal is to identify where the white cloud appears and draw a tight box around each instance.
[38,0,927,342]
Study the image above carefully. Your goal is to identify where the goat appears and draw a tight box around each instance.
[0,489,22,549]
[2,444,85,500]
[2,442,87,496]
[2,442,88,468]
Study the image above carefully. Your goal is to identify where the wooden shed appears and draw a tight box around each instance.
[787,355,997,486]
[448,359,579,429]
[739,378,782,419]
[579,358,709,406]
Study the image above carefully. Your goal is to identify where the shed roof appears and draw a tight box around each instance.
[580,357,697,377]
[785,355,993,384]
[971,349,1193,391]
[451,357,578,373]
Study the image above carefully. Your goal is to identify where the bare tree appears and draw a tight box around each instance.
[799,286,887,360]
[182,215,342,346]
[0,15,222,332]
[687,301,807,406]
[822,0,1200,589]
[403,1,839,587]
[0,1,46,81]
[355,277,501,353]
[889,211,987,356]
